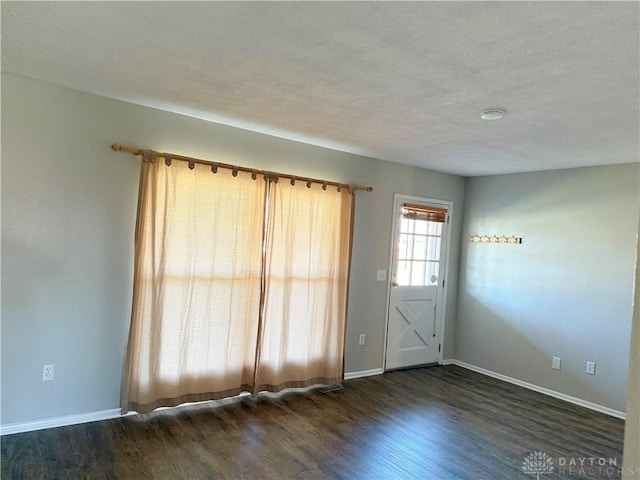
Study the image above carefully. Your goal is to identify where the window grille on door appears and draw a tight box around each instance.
[396,204,447,287]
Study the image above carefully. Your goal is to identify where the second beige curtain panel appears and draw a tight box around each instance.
[256,181,353,392]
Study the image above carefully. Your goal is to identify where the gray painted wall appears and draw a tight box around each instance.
[456,165,639,412]
[3,72,637,428]
[1,74,465,426]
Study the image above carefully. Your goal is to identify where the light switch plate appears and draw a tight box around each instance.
[376,270,386,281]
[552,356,561,371]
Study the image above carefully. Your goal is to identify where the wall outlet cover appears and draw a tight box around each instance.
[43,364,55,381]
[552,356,562,370]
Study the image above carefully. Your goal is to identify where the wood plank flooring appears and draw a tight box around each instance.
[1,366,626,480]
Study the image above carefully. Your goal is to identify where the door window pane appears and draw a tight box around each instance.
[395,217,443,286]
[427,222,443,236]
[414,220,428,235]
[398,234,412,260]
[397,260,410,286]
[414,235,429,261]
[426,262,440,285]
[426,239,441,261]
[410,261,426,286]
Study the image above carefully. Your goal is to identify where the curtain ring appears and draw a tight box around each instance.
[164,154,172,166]
[273,174,279,184]
[211,163,218,173]
[149,151,157,164]
[306,178,312,188]
[337,184,342,192]
[142,150,151,163]
[251,170,258,180]
[322,181,327,191]
[348,185,355,194]
[188,159,195,170]
[232,166,239,177]
[290,177,296,186]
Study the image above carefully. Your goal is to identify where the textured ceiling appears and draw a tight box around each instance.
[2,2,638,176]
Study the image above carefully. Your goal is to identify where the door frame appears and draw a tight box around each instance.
[382,193,454,371]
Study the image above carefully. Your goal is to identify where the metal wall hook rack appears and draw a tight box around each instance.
[468,235,522,244]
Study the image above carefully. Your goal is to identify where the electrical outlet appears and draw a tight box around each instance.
[586,361,596,375]
[43,364,55,381]
[552,356,562,371]
[359,334,366,346]
[376,270,386,282]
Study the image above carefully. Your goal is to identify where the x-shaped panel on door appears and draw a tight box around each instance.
[394,298,434,349]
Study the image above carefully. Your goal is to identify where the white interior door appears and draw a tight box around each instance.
[385,197,449,370]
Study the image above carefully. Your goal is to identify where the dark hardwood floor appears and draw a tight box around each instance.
[1,366,625,480]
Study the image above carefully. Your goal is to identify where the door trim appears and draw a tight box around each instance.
[382,193,454,372]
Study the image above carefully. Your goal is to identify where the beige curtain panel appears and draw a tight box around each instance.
[256,180,353,392]
[121,157,353,414]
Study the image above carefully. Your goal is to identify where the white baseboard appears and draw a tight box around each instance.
[1,408,123,436]
[2,361,623,434]
[448,359,626,420]
[2,371,382,435]
[344,368,384,380]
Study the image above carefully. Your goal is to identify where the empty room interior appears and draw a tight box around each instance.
[1,2,639,479]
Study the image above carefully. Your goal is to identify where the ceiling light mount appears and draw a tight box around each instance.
[480,109,504,121]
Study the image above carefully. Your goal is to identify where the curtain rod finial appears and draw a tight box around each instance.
[111,143,122,151]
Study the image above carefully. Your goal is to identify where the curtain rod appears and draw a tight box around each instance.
[111,143,373,192]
